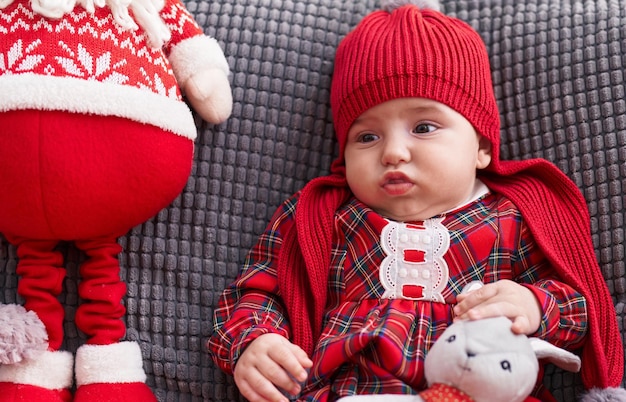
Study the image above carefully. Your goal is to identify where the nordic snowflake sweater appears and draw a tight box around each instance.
[0,0,228,140]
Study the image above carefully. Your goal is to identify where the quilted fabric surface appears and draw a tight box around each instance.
[1,0,625,401]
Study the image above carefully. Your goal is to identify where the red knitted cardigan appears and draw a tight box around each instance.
[277,156,624,390]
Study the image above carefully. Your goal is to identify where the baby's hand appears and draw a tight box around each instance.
[234,333,312,402]
[453,279,541,335]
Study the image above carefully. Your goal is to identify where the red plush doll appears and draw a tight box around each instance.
[0,0,232,399]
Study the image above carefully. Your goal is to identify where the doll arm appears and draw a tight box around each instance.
[208,195,301,374]
[160,0,232,124]
[168,35,232,124]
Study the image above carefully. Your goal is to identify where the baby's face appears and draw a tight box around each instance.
[344,97,492,222]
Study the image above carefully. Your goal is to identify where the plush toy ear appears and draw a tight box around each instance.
[529,338,581,373]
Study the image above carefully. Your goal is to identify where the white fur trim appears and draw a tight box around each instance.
[75,341,147,386]
[169,35,230,88]
[580,387,626,402]
[0,74,197,140]
[381,0,441,12]
[0,350,73,390]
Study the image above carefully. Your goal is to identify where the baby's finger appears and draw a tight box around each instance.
[453,283,498,316]
[289,342,313,370]
[268,342,311,383]
[510,315,532,335]
[259,357,304,397]
[236,367,290,402]
[455,299,517,322]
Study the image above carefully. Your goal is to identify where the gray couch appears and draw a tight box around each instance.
[1,0,625,401]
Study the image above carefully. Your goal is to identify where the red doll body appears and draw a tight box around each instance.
[0,0,232,400]
[0,110,193,349]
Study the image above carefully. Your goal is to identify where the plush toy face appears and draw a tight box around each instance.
[424,317,538,402]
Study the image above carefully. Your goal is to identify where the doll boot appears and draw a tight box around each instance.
[0,350,73,402]
[74,341,157,402]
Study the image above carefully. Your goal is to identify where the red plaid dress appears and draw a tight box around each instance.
[209,191,587,401]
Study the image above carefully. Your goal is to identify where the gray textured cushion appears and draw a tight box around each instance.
[1,0,625,401]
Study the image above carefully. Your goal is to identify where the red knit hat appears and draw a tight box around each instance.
[277,1,624,393]
[330,4,501,173]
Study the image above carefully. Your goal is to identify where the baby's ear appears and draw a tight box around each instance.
[476,136,492,169]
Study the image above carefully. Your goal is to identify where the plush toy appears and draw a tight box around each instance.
[339,316,626,402]
[0,0,232,399]
[339,316,579,402]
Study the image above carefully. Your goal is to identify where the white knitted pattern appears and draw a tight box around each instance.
[0,2,180,94]
[0,0,168,47]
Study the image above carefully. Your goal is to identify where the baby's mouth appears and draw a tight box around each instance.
[381,172,413,195]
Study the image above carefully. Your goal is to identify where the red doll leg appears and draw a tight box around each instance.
[72,237,156,402]
[5,235,66,351]
[0,349,74,402]
[73,237,126,345]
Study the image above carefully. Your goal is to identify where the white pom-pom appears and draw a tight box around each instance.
[0,304,48,365]
[381,0,441,12]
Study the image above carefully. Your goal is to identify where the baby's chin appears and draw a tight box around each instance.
[373,204,448,222]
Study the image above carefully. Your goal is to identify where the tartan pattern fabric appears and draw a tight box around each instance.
[209,191,587,400]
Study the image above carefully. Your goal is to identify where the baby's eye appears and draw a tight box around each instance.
[357,133,378,143]
[413,123,437,134]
